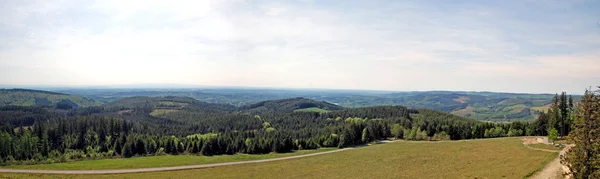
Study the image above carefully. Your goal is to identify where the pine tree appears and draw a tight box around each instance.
[548,94,561,136]
[561,89,600,178]
[559,92,569,137]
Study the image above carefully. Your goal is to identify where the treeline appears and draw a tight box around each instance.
[0,98,546,166]
[532,92,575,141]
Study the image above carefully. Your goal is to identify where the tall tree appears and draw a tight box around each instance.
[561,89,600,178]
[559,92,569,137]
[569,95,574,110]
[548,94,560,134]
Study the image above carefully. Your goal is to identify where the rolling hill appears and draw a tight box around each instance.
[20,88,576,121]
[239,97,344,114]
[0,89,102,108]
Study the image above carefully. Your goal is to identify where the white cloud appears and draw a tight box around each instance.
[0,0,599,93]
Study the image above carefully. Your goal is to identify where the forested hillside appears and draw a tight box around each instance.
[0,89,102,108]
[55,88,567,121]
[239,97,344,114]
[0,95,544,166]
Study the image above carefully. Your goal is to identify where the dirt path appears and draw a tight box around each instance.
[0,148,353,174]
[527,137,572,179]
[0,140,394,174]
[530,153,564,179]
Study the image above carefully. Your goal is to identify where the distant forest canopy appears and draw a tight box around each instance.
[0,89,102,108]
[42,88,580,121]
[1,92,549,166]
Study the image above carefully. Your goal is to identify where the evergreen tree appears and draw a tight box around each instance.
[559,92,569,137]
[561,89,600,178]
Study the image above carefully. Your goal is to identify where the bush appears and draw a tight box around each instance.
[155,147,166,156]
[547,128,558,143]
[64,149,86,160]
[433,132,450,140]
[391,124,404,139]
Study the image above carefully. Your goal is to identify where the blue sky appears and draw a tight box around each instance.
[0,0,599,94]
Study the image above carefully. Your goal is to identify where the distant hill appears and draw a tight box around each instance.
[53,88,575,121]
[106,96,237,112]
[240,97,344,114]
[0,88,102,108]
[384,92,554,121]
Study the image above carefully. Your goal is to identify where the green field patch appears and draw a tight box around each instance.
[293,107,329,113]
[531,104,551,112]
[3,148,336,170]
[452,96,470,103]
[158,101,187,107]
[507,104,527,113]
[149,109,181,117]
[451,106,475,117]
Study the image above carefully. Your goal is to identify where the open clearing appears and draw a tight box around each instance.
[451,106,475,116]
[0,138,556,179]
[531,104,551,112]
[293,107,329,113]
[149,109,180,117]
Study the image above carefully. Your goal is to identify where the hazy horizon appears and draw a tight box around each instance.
[1,0,599,94]
[1,83,593,95]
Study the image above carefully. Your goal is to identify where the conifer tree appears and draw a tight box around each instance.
[561,89,600,178]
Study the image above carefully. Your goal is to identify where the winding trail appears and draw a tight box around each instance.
[0,140,395,175]
[528,137,573,179]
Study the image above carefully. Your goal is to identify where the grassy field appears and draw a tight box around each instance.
[293,107,329,113]
[0,138,557,179]
[149,109,180,117]
[3,148,336,170]
[531,104,551,112]
[450,106,475,116]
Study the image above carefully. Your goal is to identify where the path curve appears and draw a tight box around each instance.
[0,141,395,175]
[524,145,561,153]
[529,140,573,179]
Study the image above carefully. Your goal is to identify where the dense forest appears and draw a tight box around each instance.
[0,94,548,166]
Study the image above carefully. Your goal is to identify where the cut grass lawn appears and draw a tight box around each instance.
[2,148,336,170]
[1,138,557,179]
[293,107,329,113]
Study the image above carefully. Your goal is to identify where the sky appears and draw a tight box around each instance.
[1,0,599,94]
